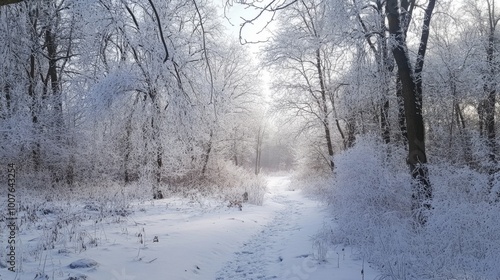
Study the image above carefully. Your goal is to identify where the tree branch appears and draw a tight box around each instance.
[0,0,24,6]
[147,0,169,62]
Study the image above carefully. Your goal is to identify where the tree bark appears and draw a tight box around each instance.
[254,125,264,175]
[148,92,164,199]
[379,1,391,145]
[0,0,24,6]
[329,86,346,149]
[153,103,163,186]
[232,130,239,166]
[478,99,486,137]
[386,0,434,225]
[28,6,40,171]
[124,116,132,183]
[396,75,408,146]
[346,116,356,148]
[485,25,497,194]
[201,130,213,175]
[45,26,64,139]
[381,99,390,144]
[316,49,334,171]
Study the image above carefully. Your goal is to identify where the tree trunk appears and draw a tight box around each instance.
[150,94,163,199]
[254,125,264,175]
[485,28,497,194]
[455,103,466,131]
[153,105,162,186]
[4,83,11,115]
[124,116,132,183]
[381,99,390,144]
[124,95,140,183]
[0,0,24,6]
[28,7,40,171]
[316,49,334,171]
[233,134,239,166]
[396,75,408,146]
[379,2,391,145]
[335,118,346,149]
[386,0,435,225]
[346,115,356,148]
[201,130,213,175]
[45,26,64,136]
[478,99,486,137]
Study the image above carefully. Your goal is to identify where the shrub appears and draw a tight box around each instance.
[320,135,500,279]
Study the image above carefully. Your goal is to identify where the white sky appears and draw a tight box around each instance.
[220,1,276,107]
[221,1,275,44]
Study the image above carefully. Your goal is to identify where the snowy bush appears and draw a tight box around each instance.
[311,224,334,262]
[290,174,333,199]
[331,135,412,246]
[245,178,267,205]
[323,135,500,279]
[207,161,267,206]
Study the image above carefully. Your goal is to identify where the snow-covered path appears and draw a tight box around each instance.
[4,176,378,280]
[216,176,318,279]
[215,176,378,280]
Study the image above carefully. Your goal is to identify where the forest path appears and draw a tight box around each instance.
[214,176,378,280]
[214,175,322,279]
[6,176,378,280]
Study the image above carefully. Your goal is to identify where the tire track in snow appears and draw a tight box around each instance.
[215,179,305,280]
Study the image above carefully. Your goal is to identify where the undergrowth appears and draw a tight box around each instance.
[296,135,500,280]
[0,160,265,275]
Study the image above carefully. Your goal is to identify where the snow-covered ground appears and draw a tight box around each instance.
[2,176,378,280]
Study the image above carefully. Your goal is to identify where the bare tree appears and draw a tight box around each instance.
[482,0,500,194]
[386,0,436,224]
[353,0,393,145]
[264,0,337,171]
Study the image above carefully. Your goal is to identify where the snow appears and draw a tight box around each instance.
[1,176,378,280]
